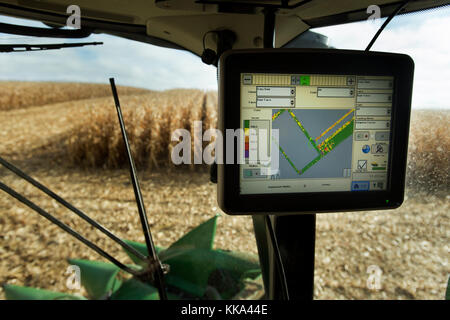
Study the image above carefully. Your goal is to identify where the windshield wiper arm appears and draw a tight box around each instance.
[0,41,103,53]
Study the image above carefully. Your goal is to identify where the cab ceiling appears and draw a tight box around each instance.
[0,0,448,55]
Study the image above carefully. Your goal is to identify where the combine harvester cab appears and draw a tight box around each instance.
[0,0,448,304]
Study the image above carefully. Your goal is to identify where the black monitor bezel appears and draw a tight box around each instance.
[218,49,414,215]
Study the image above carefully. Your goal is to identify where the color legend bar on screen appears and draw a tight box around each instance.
[244,120,250,161]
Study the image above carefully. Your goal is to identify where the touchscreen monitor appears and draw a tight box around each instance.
[217,49,414,214]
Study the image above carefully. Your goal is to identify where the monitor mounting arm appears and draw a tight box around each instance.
[251,8,316,301]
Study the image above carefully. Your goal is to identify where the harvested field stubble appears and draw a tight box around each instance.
[0,168,447,300]
[0,82,448,300]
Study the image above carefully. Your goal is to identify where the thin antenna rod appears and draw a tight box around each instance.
[365,0,410,51]
[109,78,168,300]
[0,181,139,276]
[0,156,147,262]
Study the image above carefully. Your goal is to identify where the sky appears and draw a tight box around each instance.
[0,6,449,109]
[315,6,450,110]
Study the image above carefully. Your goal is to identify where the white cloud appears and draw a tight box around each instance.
[1,10,449,109]
[316,12,450,110]
[0,16,217,91]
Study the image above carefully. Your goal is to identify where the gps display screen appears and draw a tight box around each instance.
[240,73,394,195]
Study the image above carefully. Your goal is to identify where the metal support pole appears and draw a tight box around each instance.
[271,215,316,300]
[252,7,316,300]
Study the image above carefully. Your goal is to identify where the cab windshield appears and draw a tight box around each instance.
[0,6,448,300]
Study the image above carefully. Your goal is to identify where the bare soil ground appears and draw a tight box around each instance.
[0,83,448,300]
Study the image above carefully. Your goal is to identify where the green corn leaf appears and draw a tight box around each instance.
[3,284,86,300]
[110,278,159,300]
[68,259,121,300]
[122,239,163,267]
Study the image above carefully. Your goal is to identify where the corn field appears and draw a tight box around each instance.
[66,89,218,169]
[0,81,150,111]
[0,81,447,190]
[0,82,448,300]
